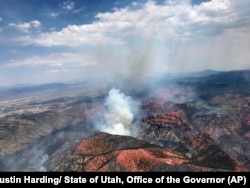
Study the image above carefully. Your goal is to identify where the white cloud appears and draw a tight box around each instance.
[20,23,125,46]
[18,0,250,47]
[49,12,59,17]
[3,53,96,68]
[0,17,2,21]
[61,1,75,11]
[45,69,79,74]
[9,20,41,33]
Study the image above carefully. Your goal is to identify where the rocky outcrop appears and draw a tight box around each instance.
[138,88,249,172]
[53,132,239,172]
[184,133,247,171]
[142,110,188,128]
[241,114,250,127]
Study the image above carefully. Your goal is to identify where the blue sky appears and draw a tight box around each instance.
[0,0,249,86]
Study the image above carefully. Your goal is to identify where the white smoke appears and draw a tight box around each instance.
[96,88,139,136]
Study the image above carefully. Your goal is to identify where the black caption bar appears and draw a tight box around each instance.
[0,172,249,187]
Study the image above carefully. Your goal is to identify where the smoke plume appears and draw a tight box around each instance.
[96,88,139,136]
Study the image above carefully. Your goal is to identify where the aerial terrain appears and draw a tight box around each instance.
[0,69,249,172]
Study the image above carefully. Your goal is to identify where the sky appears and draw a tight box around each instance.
[0,0,249,86]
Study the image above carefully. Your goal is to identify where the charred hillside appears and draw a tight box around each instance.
[53,132,227,172]
[0,70,249,171]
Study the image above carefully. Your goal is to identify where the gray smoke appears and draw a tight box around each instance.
[126,42,156,89]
